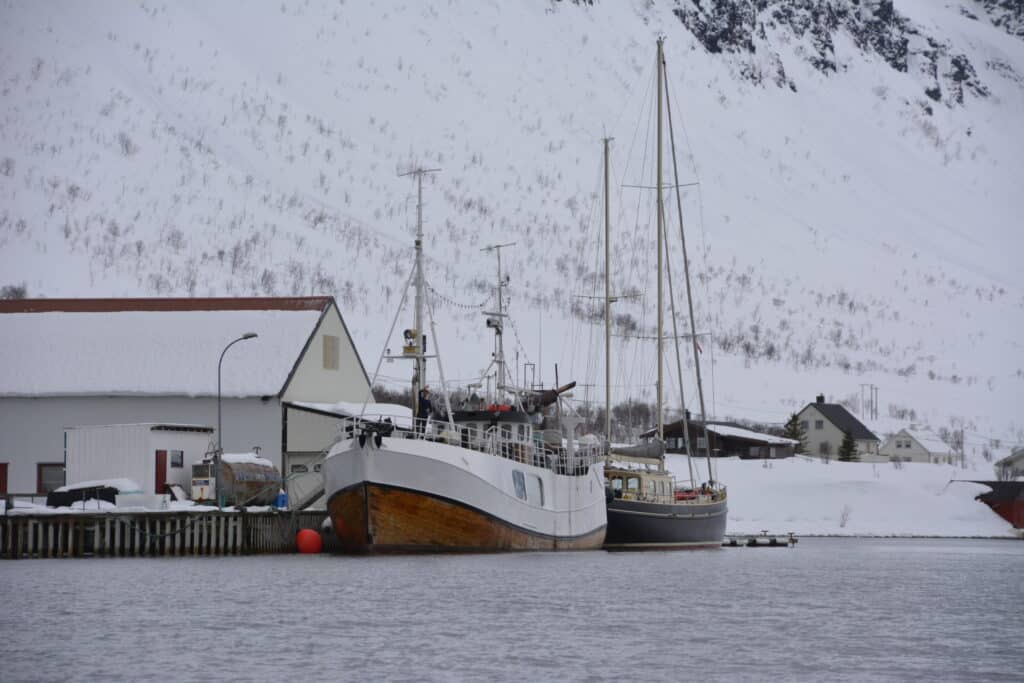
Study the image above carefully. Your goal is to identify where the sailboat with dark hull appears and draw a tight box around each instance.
[602,39,727,550]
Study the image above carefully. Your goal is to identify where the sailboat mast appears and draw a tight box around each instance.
[662,67,715,483]
[656,37,665,441]
[604,136,612,446]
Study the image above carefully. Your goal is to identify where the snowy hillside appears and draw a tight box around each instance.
[2,0,1022,452]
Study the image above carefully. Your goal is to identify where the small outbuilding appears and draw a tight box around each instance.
[64,423,215,497]
[652,418,799,459]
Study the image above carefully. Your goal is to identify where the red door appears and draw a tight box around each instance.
[0,463,7,495]
[154,450,167,495]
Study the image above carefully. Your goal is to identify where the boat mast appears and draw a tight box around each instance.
[656,37,665,441]
[482,242,515,395]
[604,136,612,446]
[662,64,715,484]
[400,167,439,420]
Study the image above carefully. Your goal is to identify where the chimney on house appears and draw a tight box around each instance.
[816,394,825,404]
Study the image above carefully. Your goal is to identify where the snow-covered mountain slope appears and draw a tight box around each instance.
[1,0,1022,450]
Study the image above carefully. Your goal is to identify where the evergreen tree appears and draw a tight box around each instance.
[838,430,859,461]
[782,413,807,454]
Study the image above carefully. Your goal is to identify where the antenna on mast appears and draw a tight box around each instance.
[481,242,516,393]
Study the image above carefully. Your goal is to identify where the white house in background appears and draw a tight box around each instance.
[995,448,1024,480]
[797,394,881,461]
[0,297,371,506]
[879,428,954,464]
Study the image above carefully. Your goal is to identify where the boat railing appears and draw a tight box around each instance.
[337,415,602,476]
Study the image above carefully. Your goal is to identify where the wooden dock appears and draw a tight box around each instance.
[0,510,329,559]
[723,531,798,548]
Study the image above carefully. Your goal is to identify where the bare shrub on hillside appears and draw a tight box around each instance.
[1,283,28,299]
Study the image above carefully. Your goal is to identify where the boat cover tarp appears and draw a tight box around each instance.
[610,441,665,460]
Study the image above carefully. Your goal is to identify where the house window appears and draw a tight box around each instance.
[814,420,824,430]
[37,462,64,494]
[290,464,309,474]
[322,334,340,370]
[170,450,184,468]
[512,470,527,500]
[799,420,808,432]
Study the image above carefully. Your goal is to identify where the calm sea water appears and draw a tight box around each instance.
[1,538,1021,682]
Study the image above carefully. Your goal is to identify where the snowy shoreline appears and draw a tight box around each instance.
[665,454,1018,539]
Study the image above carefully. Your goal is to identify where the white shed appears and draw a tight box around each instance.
[65,423,215,496]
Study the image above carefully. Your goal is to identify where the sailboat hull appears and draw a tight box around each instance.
[324,435,607,553]
[604,497,727,550]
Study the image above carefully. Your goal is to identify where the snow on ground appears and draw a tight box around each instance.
[666,454,1017,538]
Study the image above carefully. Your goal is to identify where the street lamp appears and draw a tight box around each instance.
[216,332,258,507]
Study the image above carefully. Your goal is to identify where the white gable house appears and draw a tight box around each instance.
[0,297,371,505]
[879,428,954,464]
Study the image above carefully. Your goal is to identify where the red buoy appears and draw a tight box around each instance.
[296,528,323,554]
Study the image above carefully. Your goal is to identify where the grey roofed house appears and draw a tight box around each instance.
[797,394,881,460]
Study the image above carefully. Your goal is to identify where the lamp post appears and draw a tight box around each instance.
[216,332,257,508]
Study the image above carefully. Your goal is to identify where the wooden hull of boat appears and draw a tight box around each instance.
[604,497,727,550]
[328,482,607,553]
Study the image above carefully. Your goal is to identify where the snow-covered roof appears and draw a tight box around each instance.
[902,428,952,455]
[0,298,331,397]
[222,452,275,468]
[288,400,414,429]
[703,423,799,446]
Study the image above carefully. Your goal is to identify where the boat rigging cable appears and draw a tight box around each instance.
[663,50,717,486]
[358,264,416,420]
